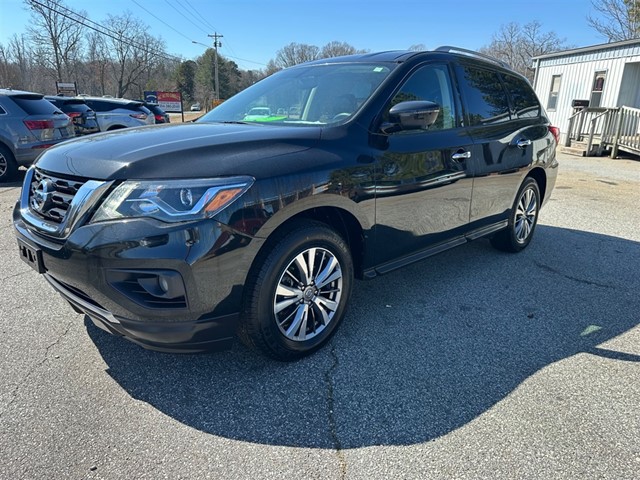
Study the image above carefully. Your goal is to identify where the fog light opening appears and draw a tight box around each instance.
[158,276,170,294]
[136,272,185,300]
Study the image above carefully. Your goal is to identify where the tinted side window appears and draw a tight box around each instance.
[10,95,61,115]
[387,63,457,131]
[63,102,92,114]
[502,74,541,119]
[85,100,113,112]
[458,65,510,126]
[124,104,144,112]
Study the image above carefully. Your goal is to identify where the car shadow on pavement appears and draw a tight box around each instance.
[87,225,640,449]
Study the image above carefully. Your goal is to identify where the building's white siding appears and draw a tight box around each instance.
[533,42,640,144]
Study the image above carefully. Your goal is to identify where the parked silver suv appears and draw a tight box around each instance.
[80,96,154,131]
[0,89,74,182]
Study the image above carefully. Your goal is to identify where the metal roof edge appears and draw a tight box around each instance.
[531,38,640,61]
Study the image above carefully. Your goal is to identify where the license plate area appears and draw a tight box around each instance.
[17,239,46,274]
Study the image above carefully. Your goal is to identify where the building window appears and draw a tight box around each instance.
[590,71,607,107]
[547,75,561,111]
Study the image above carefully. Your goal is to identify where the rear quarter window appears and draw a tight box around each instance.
[84,100,115,112]
[62,102,93,114]
[458,64,510,126]
[10,95,61,115]
[502,74,541,119]
[124,103,145,112]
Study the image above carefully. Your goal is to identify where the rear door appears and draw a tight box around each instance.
[454,62,542,229]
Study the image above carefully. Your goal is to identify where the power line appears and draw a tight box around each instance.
[130,0,197,45]
[182,0,218,32]
[28,0,182,63]
[173,0,218,35]
[28,0,267,69]
[128,0,265,68]
[162,0,209,36]
[191,40,267,67]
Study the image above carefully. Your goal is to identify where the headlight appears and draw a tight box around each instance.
[90,176,254,223]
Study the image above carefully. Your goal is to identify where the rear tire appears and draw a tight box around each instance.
[0,144,18,183]
[239,220,353,361]
[491,177,541,253]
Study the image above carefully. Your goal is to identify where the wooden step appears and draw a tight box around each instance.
[559,146,586,156]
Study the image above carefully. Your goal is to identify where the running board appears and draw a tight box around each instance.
[364,220,508,278]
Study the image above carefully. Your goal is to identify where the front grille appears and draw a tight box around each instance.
[29,169,86,225]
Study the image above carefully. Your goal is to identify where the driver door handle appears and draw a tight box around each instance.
[451,150,471,161]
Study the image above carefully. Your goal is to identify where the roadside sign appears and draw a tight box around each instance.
[56,82,77,96]
[158,92,182,113]
[143,91,158,103]
[144,90,183,113]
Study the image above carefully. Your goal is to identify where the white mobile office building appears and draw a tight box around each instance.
[532,39,640,146]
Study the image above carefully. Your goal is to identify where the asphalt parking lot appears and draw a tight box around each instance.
[1,151,639,479]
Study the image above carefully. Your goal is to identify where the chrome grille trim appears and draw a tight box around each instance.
[20,167,113,239]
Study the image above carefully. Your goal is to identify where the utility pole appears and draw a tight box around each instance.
[208,32,223,101]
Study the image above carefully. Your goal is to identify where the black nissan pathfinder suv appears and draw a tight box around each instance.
[14,47,559,360]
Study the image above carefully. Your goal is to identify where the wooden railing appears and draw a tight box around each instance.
[611,106,640,157]
[565,106,640,157]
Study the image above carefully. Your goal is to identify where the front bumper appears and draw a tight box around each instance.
[14,204,263,353]
[45,274,237,352]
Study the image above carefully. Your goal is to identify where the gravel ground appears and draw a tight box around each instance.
[0,150,638,479]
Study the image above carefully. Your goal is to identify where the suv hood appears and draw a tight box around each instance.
[34,122,322,180]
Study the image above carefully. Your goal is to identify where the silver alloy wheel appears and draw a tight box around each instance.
[0,153,7,178]
[273,247,343,342]
[514,186,538,243]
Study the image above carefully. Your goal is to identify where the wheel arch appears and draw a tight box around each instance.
[0,137,16,157]
[249,200,369,280]
[526,166,547,202]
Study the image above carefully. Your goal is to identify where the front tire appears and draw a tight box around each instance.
[491,177,541,253]
[239,220,353,361]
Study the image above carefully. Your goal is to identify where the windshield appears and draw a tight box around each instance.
[198,62,393,126]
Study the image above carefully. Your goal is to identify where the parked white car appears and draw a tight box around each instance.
[80,97,155,131]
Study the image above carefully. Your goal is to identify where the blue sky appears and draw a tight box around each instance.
[1,0,607,70]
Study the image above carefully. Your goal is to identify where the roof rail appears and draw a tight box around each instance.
[435,46,511,70]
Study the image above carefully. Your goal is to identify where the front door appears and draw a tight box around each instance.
[373,63,474,269]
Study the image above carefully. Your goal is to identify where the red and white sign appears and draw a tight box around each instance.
[157,91,182,113]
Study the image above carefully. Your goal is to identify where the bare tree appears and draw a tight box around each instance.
[26,0,85,81]
[264,59,281,76]
[85,30,110,95]
[0,34,35,89]
[103,12,166,98]
[408,43,426,51]
[480,21,570,80]
[274,43,320,68]
[588,0,640,42]
[320,41,367,58]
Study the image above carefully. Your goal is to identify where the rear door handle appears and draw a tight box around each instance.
[516,139,532,149]
[451,150,471,161]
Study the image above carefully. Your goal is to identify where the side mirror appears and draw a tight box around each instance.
[381,101,440,133]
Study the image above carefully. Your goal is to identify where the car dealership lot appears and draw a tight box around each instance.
[1,151,639,479]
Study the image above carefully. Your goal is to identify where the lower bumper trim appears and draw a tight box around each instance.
[46,273,238,353]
